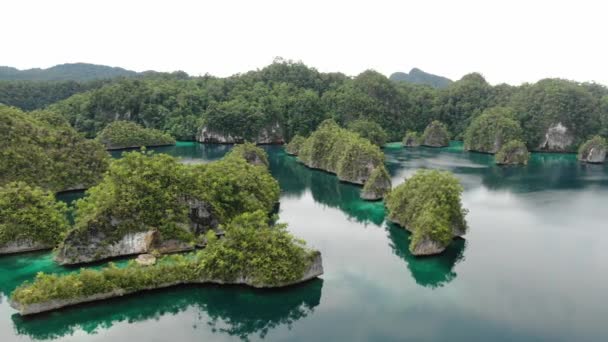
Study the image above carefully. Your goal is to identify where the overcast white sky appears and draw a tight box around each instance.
[2,0,607,85]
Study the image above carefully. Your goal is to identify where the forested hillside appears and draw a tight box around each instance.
[0,63,138,81]
[7,59,606,152]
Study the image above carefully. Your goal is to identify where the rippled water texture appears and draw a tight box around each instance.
[1,141,607,341]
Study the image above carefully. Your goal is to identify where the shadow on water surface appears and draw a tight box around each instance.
[12,279,323,341]
[266,147,386,225]
[386,223,466,288]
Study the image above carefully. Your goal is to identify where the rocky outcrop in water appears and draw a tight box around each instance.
[421,121,450,147]
[578,136,607,163]
[360,166,392,200]
[402,132,421,147]
[197,123,284,144]
[11,253,324,315]
[495,140,530,165]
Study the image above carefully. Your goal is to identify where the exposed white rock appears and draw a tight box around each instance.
[197,123,284,144]
[135,254,156,266]
[0,239,52,255]
[538,123,574,152]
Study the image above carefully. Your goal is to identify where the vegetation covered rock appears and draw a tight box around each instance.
[0,182,69,254]
[285,135,306,155]
[385,170,467,256]
[225,142,269,167]
[347,119,388,146]
[0,105,110,192]
[298,119,384,185]
[360,166,392,200]
[10,211,323,315]
[402,131,421,147]
[577,136,607,163]
[421,121,450,147]
[55,149,280,265]
[464,107,523,153]
[495,140,530,165]
[96,121,176,150]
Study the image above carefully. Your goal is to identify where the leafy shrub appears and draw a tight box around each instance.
[96,121,175,149]
[402,131,421,147]
[0,182,69,245]
[385,170,467,254]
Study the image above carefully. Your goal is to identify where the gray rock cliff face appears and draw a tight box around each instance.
[0,239,52,255]
[55,198,218,265]
[537,123,574,152]
[578,146,606,163]
[197,123,284,144]
[388,217,464,256]
[11,252,324,315]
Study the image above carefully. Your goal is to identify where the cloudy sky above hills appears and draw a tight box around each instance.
[3,0,607,85]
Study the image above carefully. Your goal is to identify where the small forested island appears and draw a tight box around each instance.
[421,121,450,147]
[403,131,421,147]
[10,210,323,315]
[386,170,468,255]
[464,107,523,153]
[0,182,69,254]
[96,121,176,150]
[495,140,530,165]
[578,136,607,163]
[0,105,109,192]
[291,119,391,200]
[55,146,280,265]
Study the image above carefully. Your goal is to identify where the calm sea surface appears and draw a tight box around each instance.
[1,141,607,341]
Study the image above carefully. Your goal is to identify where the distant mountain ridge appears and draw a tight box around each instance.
[0,63,138,81]
[389,68,452,88]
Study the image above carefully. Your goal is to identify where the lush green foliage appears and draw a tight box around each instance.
[225,142,269,167]
[464,107,523,153]
[0,79,110,110]
[422,120,450,146]
[0,105,110,192]
[347,119,388,146]
[512,79,602,149]
[96,121,175,149]
[578,135,607,161]
[495,140,529,165]
[298,120,384,183]
[71,149,280,242]
[385,170,467,253]
[0,182,69,245]
[190,155,280,222]
[199,210,316,286]
[11,211,317,305]
[285,135,306,155]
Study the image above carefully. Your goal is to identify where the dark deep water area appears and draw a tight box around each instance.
[1,141,607,341]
